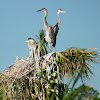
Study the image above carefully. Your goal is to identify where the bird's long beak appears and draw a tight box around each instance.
[63,11,68,13]
[24,40,29,42]
[36,9,42,12]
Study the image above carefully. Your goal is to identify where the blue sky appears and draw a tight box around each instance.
[0,0,100,92]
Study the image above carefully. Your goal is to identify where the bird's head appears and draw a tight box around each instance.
[37,8,47,12]
[24,38,36,43]
[57,9,68,14]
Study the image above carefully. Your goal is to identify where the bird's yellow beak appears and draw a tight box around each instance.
[63,11,68,13]
[24,40,29,42]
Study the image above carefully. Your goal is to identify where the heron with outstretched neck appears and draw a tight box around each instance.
[37,8,67,52]
[53,9,68,48]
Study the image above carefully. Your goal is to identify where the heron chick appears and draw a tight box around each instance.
[24,38,36,58]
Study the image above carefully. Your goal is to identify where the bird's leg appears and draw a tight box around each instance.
[54,47,56,52]
[49,48,52,53]
[49,44,52,53]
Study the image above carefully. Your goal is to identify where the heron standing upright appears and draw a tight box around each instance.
[52,9,68,48]
[37,8,67,52]
[37,8,54,52]
[24,38,36,58]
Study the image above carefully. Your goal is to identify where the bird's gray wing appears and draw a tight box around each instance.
[53,23,59,36]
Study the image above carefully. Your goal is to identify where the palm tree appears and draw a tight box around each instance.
[0,30,99,100]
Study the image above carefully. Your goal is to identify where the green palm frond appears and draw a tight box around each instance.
[36,29,46,45]
[57,47,99,77]
[36,29,48,56]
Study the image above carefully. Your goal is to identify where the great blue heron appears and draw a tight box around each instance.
[52,9,68,47]
[37,8,67,52]
[24,38,36,58]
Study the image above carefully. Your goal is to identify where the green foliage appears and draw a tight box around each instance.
[66,84,100,100]
[59,47,99,77]
[38,29,46,45]
[0,88,6,100]
[36,29,48,56]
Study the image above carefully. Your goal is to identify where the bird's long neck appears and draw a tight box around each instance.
[43,11,48,29]
[57,11,60,27]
